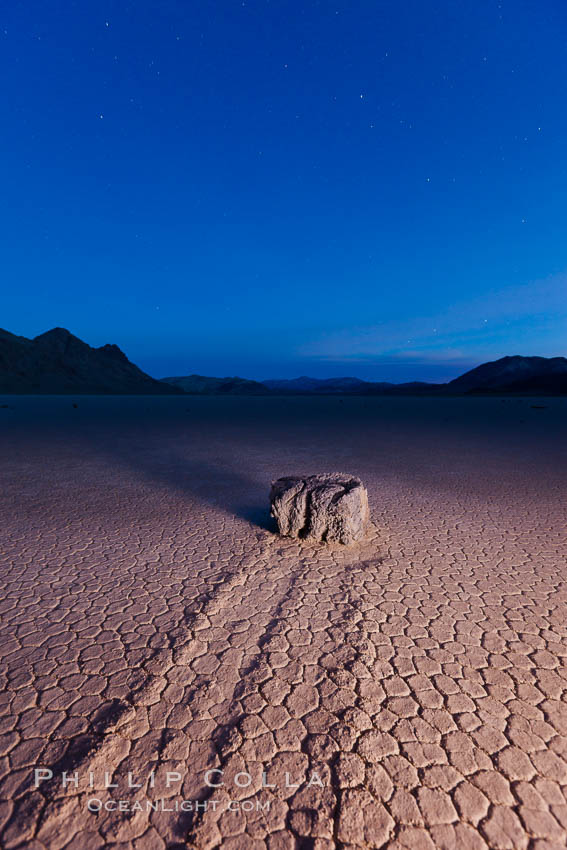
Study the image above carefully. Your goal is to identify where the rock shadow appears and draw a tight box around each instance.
[81,425,277,532]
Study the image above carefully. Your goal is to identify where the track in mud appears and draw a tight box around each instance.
[1,396,567,849]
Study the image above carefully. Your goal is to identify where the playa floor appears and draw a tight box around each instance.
[1,395,566,849]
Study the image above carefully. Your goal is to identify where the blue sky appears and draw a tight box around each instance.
[1,1,566,380]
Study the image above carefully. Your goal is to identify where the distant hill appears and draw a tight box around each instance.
[261,376,440,395]
[161,374,271,395]
[262,358,567,396]
[160,373,441,396]
[448,355,567,394]
[0,328,182,394]
[262,376,379,393]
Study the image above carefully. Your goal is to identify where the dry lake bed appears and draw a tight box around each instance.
[1,395,566,849]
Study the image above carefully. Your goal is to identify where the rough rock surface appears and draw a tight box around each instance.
[270,473,369,544]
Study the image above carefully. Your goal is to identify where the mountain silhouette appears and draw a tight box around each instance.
[161,374,270,395]
[1,329,565,395]
[448,355,567,394]
[0,327,182,394]
[262,376,378,393]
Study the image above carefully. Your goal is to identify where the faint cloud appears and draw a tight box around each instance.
[298,272,567,366]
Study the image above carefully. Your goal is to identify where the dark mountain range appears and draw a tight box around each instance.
[160,374,270,395]
[261,376,440,395]
[260,358,567,396]
[0,328,182,394]
[0,329,565,396]
[448,355,567,394]
[262,376,372,393]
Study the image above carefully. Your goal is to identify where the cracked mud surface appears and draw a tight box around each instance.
[1,395,566,849]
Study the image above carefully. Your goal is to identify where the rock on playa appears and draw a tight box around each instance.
[270,473,369,545]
